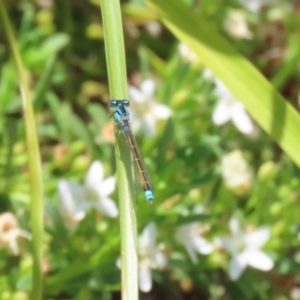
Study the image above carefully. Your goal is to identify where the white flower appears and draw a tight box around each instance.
[145,21,162,37]
[238,0,276,13]
[212,79,255,135]
[138,222,167,292]
[221,150,251,192]
[217,217,274,280]
[116,222,167,292]
[58,161,117,228]
[178,42,199,63]
[0,212,31,255]
[175,223,213,264]
[224,10,253,40]
[128,79,172,136]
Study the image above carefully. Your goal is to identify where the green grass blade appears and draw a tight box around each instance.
[148,0,300,167]
[0,2,44,299]
[100,0,139,299]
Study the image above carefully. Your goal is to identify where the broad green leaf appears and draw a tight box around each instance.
[148,0,300,168]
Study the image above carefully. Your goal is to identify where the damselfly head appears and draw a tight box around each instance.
[109,100,118,107]
[109,100,130,107]
[121,100,130,107]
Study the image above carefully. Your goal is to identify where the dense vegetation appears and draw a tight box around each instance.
[1,0,300,299]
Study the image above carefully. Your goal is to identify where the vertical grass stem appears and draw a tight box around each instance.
[0,3,44,300]
[99,1,139,299]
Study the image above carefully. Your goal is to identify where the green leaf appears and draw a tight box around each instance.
[41,33,70,54]
[148,0,300,168]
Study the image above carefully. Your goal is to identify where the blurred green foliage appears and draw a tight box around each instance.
[1,0,300,299]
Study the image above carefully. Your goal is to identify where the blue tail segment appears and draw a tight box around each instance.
[144,190,154,203]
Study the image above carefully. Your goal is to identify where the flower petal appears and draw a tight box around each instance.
[139,266,152,293]
[175,223,200,264]
[141,79,155,100]
[58,180,87,213]
[212,100,231,125]
[85,161,104,189]
[179,43,198,63]
[94,198,118,218]
[175,224,188,241]
[243,249,274,271]
[214,79,233,99]
[139,223,156,251]
[98,176,116,197]
[224,10,253,40]
[238,0,266,12]
[218,237,237,255]
[245,227,270,249]
[146,21,161,37]
[230,102,254,134]
[0,213,31,255]
[9,239,20,255]
[152,249,168,268]
[221,151,251,189]
[141,114,157,136]
[151,103,172,119]
[186,246,199,264]
[229,255,247,280]
[128,86,145,103]
[18,229,32,240]
[192,236,213,255]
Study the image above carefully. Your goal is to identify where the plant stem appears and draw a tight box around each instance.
[0,3,44,300]
[99,0,139,299]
